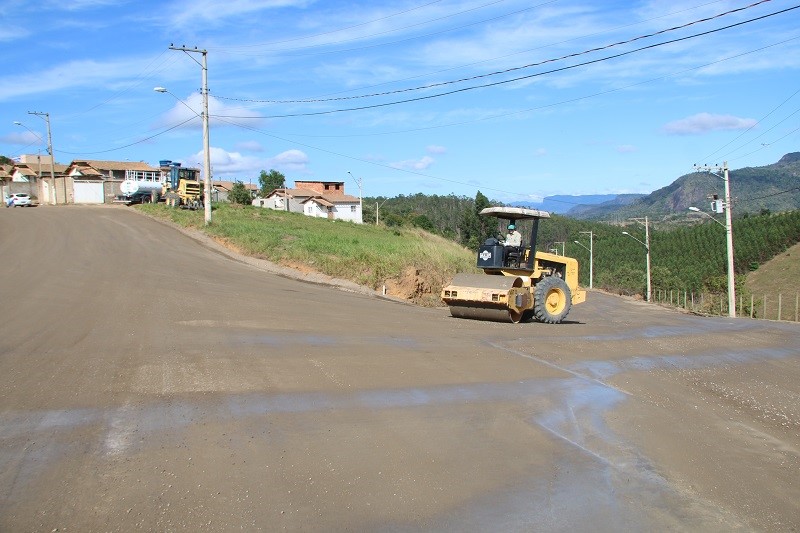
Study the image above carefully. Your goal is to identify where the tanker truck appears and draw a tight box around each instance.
[114,179,164,204]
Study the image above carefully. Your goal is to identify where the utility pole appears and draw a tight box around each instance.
[170,45,212,225]
[28,111,57,204]
[623,216,650,302]
[694,162,735,317]
[347,171,363,222]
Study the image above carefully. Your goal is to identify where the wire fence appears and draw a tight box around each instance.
[654,289,800,322]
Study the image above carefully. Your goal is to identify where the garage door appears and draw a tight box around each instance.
[73,181,104,204]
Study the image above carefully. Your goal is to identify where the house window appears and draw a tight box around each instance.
[351,205,356,212]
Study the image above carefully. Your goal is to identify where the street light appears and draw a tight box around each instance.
[154,85,211,224]
[347,171,363,221]
[573,230,593,289]
[688,206,736,317]
[16,113,57,205]
[375,197,389,225]
[160,45,212,225]
[622,219,651,302]
[691,161,735,318]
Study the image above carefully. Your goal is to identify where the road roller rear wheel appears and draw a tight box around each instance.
[533,276,571,324]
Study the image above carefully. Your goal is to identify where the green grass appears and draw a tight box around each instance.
[745,241,800,320]
[138,203,477,305]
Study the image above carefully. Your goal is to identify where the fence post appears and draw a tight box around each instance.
[763,295,767,321]
[778,294,782,321]
[796,293,799,322]
[750,294,754,319]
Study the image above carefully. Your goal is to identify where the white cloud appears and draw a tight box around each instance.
[533,148,547,157]
[163,0,310,28]
[185,147,309,178]
[266,149,309,172]
[0,25,30,43]
[189,147,261,176]
[616,145,637,153]
[236,140,265,152]
[426,145,446,154]
[1,131,44,145]
[662,113,757,135]
[390,155,434,171]
[0,58,143,101]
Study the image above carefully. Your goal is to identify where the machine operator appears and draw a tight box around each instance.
[502,223,522,247]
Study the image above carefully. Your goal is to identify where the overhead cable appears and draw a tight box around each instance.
[217,0,775,105]
[215,4,799,119]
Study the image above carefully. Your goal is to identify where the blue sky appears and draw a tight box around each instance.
[2,0,799,203]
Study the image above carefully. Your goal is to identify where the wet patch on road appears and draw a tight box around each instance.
[570,346,798,380]
[0,373,747,529]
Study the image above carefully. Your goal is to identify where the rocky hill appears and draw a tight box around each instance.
[571,152,800,220]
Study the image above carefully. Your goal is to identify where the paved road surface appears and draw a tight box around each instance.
[1,206,798,531]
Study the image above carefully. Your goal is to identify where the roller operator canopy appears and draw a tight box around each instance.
[479,206,551,221]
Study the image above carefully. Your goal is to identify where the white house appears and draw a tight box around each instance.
[255,180,363,223]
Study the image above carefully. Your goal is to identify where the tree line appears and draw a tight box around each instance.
[364,191,800,298]
[229,175,800,300]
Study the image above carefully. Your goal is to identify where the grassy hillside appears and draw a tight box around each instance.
[138,203,477,306]
[745,241,800,320]
[138,202,800,312]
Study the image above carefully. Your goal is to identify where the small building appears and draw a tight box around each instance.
[8,158,68,205]
[254,180,362,223]
[212,180,258,203]
[257,186,318,212]
[63,160,161,204]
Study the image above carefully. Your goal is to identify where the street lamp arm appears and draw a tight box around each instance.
[622,229,651,302]
[154,87,202,119]
[621,231,648,249]
[688,207,725,228]
[13,121,45,145]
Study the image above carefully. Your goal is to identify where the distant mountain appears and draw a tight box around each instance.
[569,152,800,220]
[566,194,645,218]
[512,194,632,214]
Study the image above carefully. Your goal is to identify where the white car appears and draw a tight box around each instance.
[6,193,33,207]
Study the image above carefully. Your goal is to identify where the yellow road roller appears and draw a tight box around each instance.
[441,207,586,323]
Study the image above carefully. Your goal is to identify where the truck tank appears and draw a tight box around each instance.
[120,180,163,197]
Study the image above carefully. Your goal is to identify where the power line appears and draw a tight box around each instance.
[700,88,800,162]
[740,185,800,202]
[216,4,798,120]
[56,116,198,156]
[271,0,735,102]
[263,36,800,139]
[217,0,775,105]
